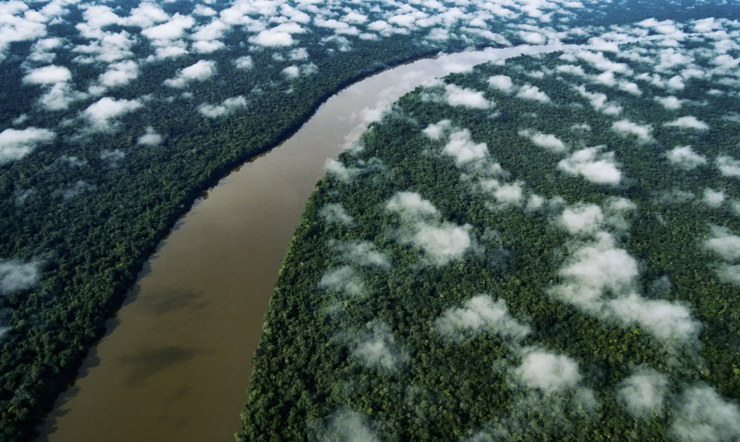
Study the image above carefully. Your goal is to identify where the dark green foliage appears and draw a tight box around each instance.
[239,46,740,441]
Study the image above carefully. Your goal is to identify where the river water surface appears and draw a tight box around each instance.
[36,42,611,442]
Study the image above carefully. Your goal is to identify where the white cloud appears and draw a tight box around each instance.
[141,14,195,41]
[558,204,604,235]
[518,129,566,153]
[332,241,390,269]
[488,75,514,93]
[164,60,216,88]
[618,368,669,418]
[704,227,740,262]
[664,116,709,130]
[575,85,621,115]
[703,189,726,208]
[82,97,143,131]
[413,223,472,266]
[435,295,530,342]
[607,294,699,343]
[351,322,408,370]
[318,266,366,297]
[611,120,653,143]
[515,350,581,394]
[443,129,488,165]
[198,96,247,118]
[520,31,545,45]
[444,84,491,109]
[320,204,353,225]
[558,147,621,185]
[23,65,71,84]
[666,146,706,170]
[282,65,300,79]
[717,155,740,178]
[325,159,359,183]
[516,84,551,103]
[671,387,740,442]
[321,410,380,442]
[0,127,55,164]
[0,259,40,294]
[422,120,451,140]
[289,48,308,61]
[63,180,95,200]
[249,26,301,47]
[386,192,438,219]
[655,95,682,110]
[98,60,138,88]
[39,83,86,111]
[234,55,253,69]
[551,232,699,343]
[137,126,162,146]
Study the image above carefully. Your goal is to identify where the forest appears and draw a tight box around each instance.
[239,32,740,441]
[1,0,740,440]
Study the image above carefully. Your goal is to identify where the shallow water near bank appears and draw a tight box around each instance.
[36,42,621,442]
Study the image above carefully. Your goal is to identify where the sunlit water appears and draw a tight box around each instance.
[37,41,641,442]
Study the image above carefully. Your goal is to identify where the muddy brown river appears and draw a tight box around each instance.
[36,43,616,442]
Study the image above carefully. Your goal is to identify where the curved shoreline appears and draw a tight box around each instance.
[37,39,644,442]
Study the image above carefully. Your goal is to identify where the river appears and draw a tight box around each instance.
[36,42,618,442]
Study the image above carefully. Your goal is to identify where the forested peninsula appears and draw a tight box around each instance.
[239,26,740,441]
[1,0,740,440]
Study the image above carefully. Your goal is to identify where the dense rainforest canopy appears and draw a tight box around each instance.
[239,28,740,442]
[1,0,740,440]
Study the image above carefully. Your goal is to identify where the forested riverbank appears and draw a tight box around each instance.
[240,26,740,441]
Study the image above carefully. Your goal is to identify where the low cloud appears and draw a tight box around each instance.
[319,204,353,225]
[655,96,682,110]
[137,126,163,146]
[318,410,380,442]
[703,227,740,262]
[703,189,726,208]
[325,159,360,183]
[318,266,366,297]
[164,60,216,88]
[550,232,700,343]
[716,155,740,178]
[611,119,653,143]
[671,387,740,442]
[558,147,621,185]
[386,192,438,220]
[666,146,706,170]
[435,295,530,343]
[515,350,582,394]
[198,96,247,118]
[63,180,95,200]
[0,259,40,294]
[234,56,253,69]
[558,204,604,235]
[518,130,567,153]
[664,116,709,130]
[98,60,138,88]
[444,84,491,109]
[414,223,472,266]
[617,367,669,418]
[0,127,55,165]
[488,75,514,93]
[443,129,488,165]
[516,84,550,103]
[23,65,71,85]
[82,97,143,132]
[331,241,390,269]
[422,120,451,140]
[350,321,408,370]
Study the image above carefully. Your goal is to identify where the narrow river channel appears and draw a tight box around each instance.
[36,42,621,442]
